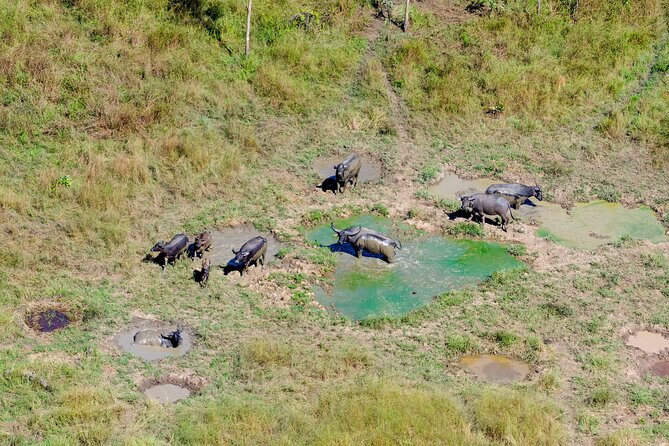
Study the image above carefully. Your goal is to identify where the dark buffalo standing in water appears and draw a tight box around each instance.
[334,154,362,194]
[193,231,212,259]
[485,183,543,209]
[330,223,401,263]
[150,233,189,270]
[460,193,514,231]
[232,236,268,275]
[133,329,182,348]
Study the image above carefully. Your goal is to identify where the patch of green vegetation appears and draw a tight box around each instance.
[446,334,479,354]
[370,203,389,217]
[447,222,485,237]
[494,330,518,348]
[473,389,568,446]
[588,385,617,408]
[506,243,527,257]
[414,189,431,200]
[418,164,440,183]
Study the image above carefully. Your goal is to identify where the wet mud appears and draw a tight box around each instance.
[626,330,669,354]
[313,156,382,193]
[459,354,530,384]
[116,320,193,361]
[206,226,280,270]
[25,309,70,333]
[431,173,668,250]
[144,384,191,403]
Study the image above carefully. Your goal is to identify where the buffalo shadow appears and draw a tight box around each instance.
[221,257,266,276]
[317,176,338,194]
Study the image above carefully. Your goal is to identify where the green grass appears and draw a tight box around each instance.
[3,0,669,444]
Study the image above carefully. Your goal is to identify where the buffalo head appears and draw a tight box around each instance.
[533,185,543,201]
[232,247,251,264]
[151,241,166,252]
[330,223,361,245]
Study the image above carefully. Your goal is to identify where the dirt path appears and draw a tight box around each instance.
[361,13,415,171]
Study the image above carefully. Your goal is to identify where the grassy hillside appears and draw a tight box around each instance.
[1,0,669,444]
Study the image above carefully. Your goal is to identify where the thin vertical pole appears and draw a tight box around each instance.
[245,0,252,56]
[403,0,410,32]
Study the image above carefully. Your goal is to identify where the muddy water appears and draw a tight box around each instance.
[429,173,495,200]
[26,309,70,333]
[144,384,191,403]
[430,174,668,250]
[650,361,669,377]
[313,156,382,182]
[117,323,193,361]
[308,215,523,320]
[460,354,530,384]
[526,201,668,250]
[626,331,669,354]
[207,227,280,268]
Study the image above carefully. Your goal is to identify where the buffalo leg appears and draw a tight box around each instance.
[355,248,362,258]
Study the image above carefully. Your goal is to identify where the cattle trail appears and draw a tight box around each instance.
[360,13,416,173]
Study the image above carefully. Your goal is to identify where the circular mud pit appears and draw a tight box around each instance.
[460,354,530,384]
[625,331,669,354]
[313,156,382,192]
[144,384,191,403]
[206,226,280,269]
[25,309,70,333]
[116,321,193,361]
[650,361,669,377]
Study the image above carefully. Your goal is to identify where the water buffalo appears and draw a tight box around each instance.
[334,154,362,194]
[330,223,401,263]
[200,258,210,287]
[485,183,543,209]
[460,193,514,231]
[133,329,182,348]
[193,232,212,259]
[150,233,189,270]
[232,236,267,275]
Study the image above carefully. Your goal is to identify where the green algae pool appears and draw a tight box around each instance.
[520,201,668,250]
[307,215,523,321]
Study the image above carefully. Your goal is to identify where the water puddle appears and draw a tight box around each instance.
[625,331,669,354]
[650,360,669,377]
[429,173,494,200]
[527,201,668,250]
[116,321,193,361]
[430,174,668,250]
[313,156,381,192]
[25,309,70,333]
[144,384,191,403]
[206,226,280,268]
[307,215,523,320]
[460,354,530,384]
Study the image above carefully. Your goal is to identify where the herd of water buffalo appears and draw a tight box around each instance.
[146,154,543,284]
